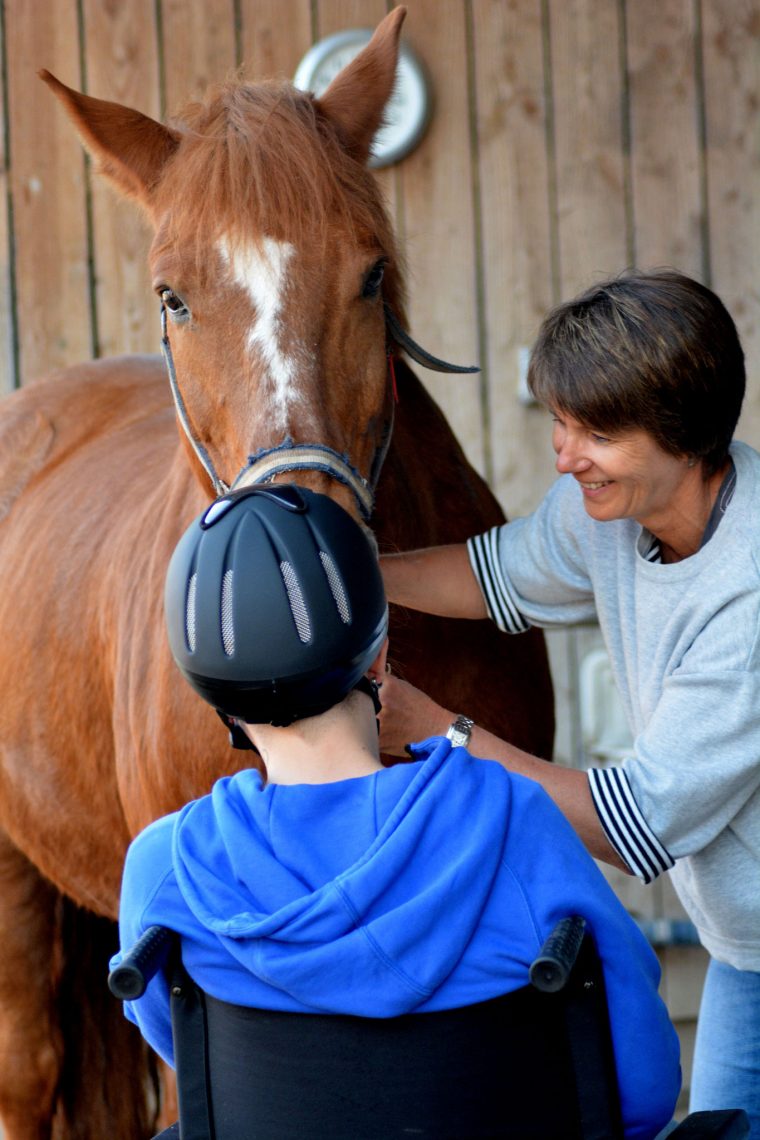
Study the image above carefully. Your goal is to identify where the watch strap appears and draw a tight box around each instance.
[446,714,474,749]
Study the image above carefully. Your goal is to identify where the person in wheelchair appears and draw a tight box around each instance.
[112,484,680,1138]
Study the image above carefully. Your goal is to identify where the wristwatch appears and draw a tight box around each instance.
[446,715,474,749]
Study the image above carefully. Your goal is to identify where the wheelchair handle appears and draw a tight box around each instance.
[108,924,173,1001]
[529,915,587,993]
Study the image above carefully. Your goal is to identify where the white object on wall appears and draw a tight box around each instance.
[294,30,431,168]
[516,345,537,405]
[579,648,633,764]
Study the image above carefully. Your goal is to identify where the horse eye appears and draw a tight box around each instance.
[362,260,386,300]
[159,287,190,322]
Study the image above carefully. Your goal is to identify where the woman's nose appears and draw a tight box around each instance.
[554,432,592,475]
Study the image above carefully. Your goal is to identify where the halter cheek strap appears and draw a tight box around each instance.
[161,304,229,497]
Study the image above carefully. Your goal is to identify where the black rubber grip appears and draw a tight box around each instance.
[529,915,587,993]
[108,925,173,1001]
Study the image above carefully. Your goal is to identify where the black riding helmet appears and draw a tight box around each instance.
[165,484,388,730]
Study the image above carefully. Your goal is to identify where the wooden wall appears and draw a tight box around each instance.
[3,1,759,516]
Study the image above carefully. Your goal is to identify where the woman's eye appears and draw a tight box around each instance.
[362,260,386,299]
[591,433,611,444]
[159,287,190,321]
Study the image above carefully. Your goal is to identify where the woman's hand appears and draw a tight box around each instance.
[376,671,452,757]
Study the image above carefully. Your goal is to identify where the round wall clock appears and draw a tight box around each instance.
[294,29,432,168]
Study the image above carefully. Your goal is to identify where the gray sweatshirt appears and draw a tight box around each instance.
[468,441,760,971]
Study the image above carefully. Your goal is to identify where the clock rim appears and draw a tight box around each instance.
[293,28,432,168]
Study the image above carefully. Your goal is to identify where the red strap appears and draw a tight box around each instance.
[388,353,399,403]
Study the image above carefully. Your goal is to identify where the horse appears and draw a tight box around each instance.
[0,8,553,1138]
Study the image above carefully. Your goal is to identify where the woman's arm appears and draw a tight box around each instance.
[380,544,488,620]
[378,672,629,873]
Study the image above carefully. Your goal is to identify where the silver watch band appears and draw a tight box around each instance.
[446,714,474,749]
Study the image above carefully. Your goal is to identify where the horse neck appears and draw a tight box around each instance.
[163,436,216,528]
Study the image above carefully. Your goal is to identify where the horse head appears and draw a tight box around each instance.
[40,7,410,520]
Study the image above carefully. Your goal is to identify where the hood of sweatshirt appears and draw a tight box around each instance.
[171,737,511,1016]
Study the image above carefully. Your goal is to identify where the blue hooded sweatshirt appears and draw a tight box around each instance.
[114,737,680,1138]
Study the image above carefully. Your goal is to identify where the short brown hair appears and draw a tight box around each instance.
[527,270,745,476]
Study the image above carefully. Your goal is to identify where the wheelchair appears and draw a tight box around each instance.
[110,917,750,1140]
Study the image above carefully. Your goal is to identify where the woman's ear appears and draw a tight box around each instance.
[366,637,390,681]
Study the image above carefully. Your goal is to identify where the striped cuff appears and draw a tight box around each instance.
[467,531,530,634]
[588,767,674,884]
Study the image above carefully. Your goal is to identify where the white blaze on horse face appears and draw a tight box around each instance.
[217,236,307,429]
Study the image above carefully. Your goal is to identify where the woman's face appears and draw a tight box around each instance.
[550,409,691,530]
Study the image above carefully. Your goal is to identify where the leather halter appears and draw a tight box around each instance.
[161,301,478,518]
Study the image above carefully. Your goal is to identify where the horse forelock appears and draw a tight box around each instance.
[151,77,405,312]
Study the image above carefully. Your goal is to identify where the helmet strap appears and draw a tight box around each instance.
[216,710,258,753]
[354,675,382,733]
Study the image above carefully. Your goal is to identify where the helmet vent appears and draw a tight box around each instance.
[221,569,235,656]
[319,551,351,624]
[185,573,198,652]
[280,560,311,643]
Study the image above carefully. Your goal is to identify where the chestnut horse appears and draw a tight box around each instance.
[0,8,552,1138]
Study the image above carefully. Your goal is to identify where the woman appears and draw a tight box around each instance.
[379,270,760,1134]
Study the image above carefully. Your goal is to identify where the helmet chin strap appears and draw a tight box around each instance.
[354,676,383,741]
[353,675,382,717]
[216,711,258,753]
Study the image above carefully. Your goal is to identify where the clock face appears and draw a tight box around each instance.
[294,30,431,168]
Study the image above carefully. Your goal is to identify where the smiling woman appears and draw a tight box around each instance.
[548,411,727,561]
[379,268,760,1133]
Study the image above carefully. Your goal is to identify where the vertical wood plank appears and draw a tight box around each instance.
[238,1,312,81]
[547,0,626,777]
[82,0,160,359]
[6,0,91,382]
[393,0,484,475]
[472,0,556,514]
[702,0,760,439]
[549,0,628,297]
[316,0,387,36]
[0,4,15,392]
[626,0,703,276]
[161,0,237,111]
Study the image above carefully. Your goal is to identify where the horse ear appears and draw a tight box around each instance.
[39,70,180,207]
[316,6,407,165]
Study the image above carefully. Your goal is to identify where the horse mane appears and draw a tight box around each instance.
[153,77,406,314]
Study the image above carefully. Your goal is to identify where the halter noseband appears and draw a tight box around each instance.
[231,439,375,519]
[160,300,478,518]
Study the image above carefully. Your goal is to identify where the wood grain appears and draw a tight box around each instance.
[6,0,91,382]
[82,0,160,357]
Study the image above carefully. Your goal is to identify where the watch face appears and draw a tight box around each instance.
[294,30,431,168]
